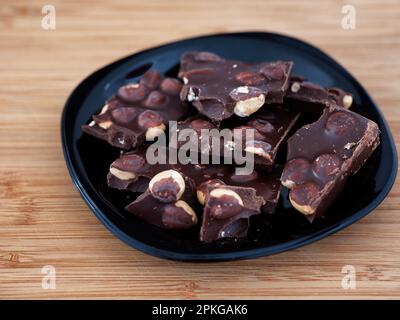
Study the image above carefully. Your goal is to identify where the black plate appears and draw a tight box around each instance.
[61,32,397,261]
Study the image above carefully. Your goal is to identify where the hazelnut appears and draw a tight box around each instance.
[140,70,161,89]
[162,200,198,229]
[111,107,137,125]
[193,51,223,62]
[115,153,146,172]
[98,120,113,130]
[208,188,244,220]
[235,71,265,85]
[143,91,168,108]
[196,179,225,205]
[109,167,137,181]
[312,153,341,182]
[244,140,272,161]
[281,158,310,189]
[117,83,148,103]
[260,63,284,80]
[149,170,185,203]
[342,94,353,109]
[145,123,166,141]
[289,182,319,216]
[138,110,164,129]
[160,78,182,95]
[233,94,266,117]
[230,86,265,117]
[325,111,356,136]
[291,81,301,93]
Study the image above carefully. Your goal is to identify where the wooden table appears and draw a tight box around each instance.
[1,0,399,299]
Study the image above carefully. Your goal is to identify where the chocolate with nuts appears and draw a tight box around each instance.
[178,51,293,122]
[234,107,300,169]
[287,77,353,111]
[281,103,380,222]
[200,185,265,242]
[82,70,189,149]
[107,149,282,213]
[125,170,198,230]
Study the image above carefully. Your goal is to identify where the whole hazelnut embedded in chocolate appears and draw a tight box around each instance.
[289,182,319,215]
[111,107,138,125]
[109,167,137,181]
[160,78,182,95]
[235,71,265,85]
[139,70,161,89]
[230,86,266,117]
[149,170,185,203]
[208,188,244,220]
[244,140,273,161]
[143,91,168,108]
[281,158,310,189]
[196,179,225,205]
[325,111,356,136]
[117,83,148,103]
[312,153,341,183]
[161,200,198,229]
[137,110,166,141]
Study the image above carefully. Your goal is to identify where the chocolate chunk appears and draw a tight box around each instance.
[125,169,198,230]
[233,107,300,169]
[281,103,380,222]
[107,149,282,213]
[199,185,265,242]
[287,78,353,111]
[82,70,188,150]
[178,51,293,122]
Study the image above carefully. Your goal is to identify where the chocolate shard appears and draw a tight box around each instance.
[125,170,198,230]
[107,149,282,214]
[232,107,300,170]
[286,77,353,111]
[199,185,265,242]
[82,70,189,150]
[178,51,293,122]
[281,103,380,222]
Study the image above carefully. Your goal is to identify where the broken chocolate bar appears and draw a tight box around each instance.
[234,107,300,169]
[82,70,189,149]
[199,185,265,242]
[281,103,380,222]
[125,169,198,230]
[107,149,282,213]
[178,51,293,122]
[287,77,353,111]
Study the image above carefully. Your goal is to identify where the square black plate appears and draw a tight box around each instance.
[61,32,397,261]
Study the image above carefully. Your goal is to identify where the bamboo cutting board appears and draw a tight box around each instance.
[0,0,399,299]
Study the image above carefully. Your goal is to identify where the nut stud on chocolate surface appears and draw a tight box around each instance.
[149,170,186,203]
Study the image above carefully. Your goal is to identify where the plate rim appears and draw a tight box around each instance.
[61,31,398,262]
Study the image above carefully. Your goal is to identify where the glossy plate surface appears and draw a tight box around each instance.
[61,32,397,261]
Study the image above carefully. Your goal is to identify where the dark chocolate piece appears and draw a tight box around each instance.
[287,78,353,111]
[82,70,189,149]
[233,107,300,169]
[178,51,293,122]
[281,103,380,222]
[199,185,265,242]
[107,149,282,213]
[125,169,198,230]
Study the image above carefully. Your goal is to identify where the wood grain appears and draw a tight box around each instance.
[0,0,399,299]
